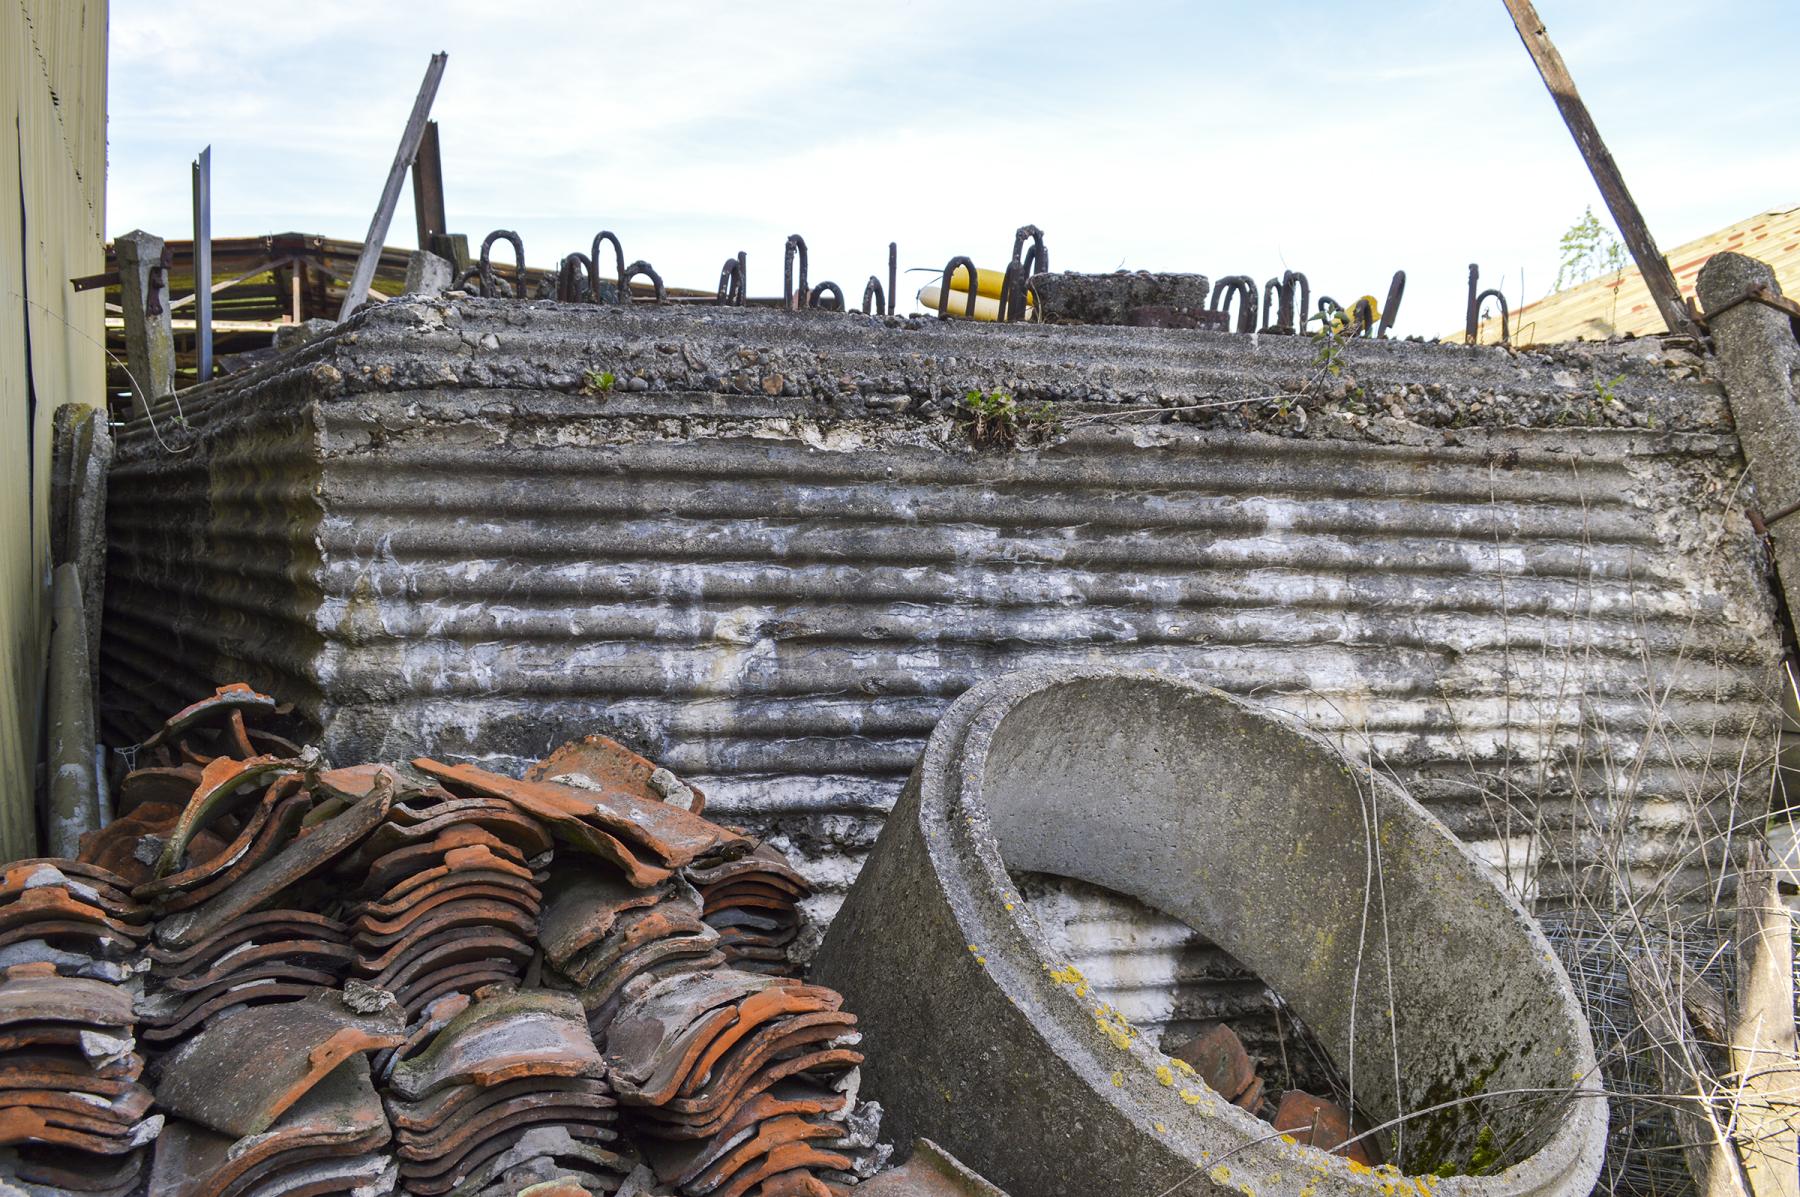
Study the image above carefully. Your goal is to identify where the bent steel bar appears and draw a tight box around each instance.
[1212,276,1256,334]
[815,667,1606,1197]
[1474,290,1510,345]
[718,254,747,307]
[785,235,810,312]
[1001,226,1047,323]
[621,261,666,305]
[809,281,845,312]
[478,230,525,300]
[938,257,979,320]
[557,253,594,304]
[1286,270,1311,333]
[591,232,627,305]
[861,276,886,316]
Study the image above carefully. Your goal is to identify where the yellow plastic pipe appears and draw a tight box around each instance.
[945,265,1008,299]
[917,284,1005,321]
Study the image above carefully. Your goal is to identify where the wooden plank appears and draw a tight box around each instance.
[1498,0,1703,339]
[1626,952,1746,1197]
[1732,842,1800,1197]
[336,52,448,322]
[167,257,294,311]
[411,120,447,254]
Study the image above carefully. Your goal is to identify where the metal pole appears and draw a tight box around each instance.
[1499,0,1701,339]
[191,146,213,383]
[338,52,448,322]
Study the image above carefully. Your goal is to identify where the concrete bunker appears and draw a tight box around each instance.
[814,667,1606,1197]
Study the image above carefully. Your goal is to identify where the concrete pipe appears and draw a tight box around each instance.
[812,668,1605,1197]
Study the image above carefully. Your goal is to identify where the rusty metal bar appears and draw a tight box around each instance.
[478,230,525,298]
[784,236,809,312]
[937,257,979,320]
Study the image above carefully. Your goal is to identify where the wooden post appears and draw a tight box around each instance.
[412,120,448,255]
[113,230,175,410]
[1626,953,1746,1197]
[337,52,448,322]
[1731,842,1800,1197]
[1499,0,1703,339]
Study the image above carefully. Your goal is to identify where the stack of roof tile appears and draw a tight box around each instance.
[340,778,552,1020]
[412,758,750,889]
[0,861,159,1197]
[382,989,632,1196]
[685,849,811,977]
[148,990,404,1197]
[130,764,401,1051]
[0,687,891,1197]
[538,867,724,1035]
[603,967,885,1196]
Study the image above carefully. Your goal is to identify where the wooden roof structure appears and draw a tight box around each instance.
[1461,205,1800,344]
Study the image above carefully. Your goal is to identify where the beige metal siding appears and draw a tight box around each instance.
[1,0,108,857]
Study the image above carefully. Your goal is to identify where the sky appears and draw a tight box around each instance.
[104,1,1800,337]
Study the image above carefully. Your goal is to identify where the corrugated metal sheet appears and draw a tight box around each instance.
[1,0,108,858]
[104,301,1786,927]
[1460,205,1800,344]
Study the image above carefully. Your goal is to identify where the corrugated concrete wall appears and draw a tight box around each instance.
[1,0,108,858]
[104,300,1786,948]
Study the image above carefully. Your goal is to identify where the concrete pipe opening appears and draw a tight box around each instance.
[813,668,1605,1197]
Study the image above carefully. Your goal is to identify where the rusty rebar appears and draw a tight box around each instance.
[591,232,626,304]
[479,230,525,299]
[784,235,809,312]
[621,261,667,305]
[938,257,979,320]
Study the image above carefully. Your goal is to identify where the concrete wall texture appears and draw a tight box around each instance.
[2,0,108,858]
[103,299,1787,935]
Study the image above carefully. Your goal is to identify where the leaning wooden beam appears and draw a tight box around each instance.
[168,256,296,311]
[1731,842,1800,1197]
[1626,952,1747,1197]
[1499,0,1703,339]
[336,52,448,322]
